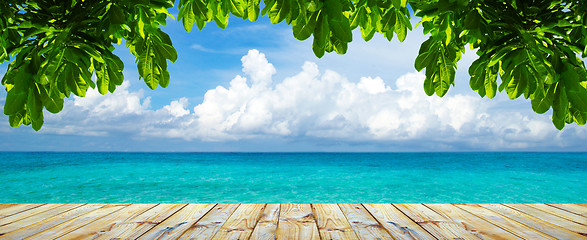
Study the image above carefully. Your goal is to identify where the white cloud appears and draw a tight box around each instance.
[164,98,190,117]
[35,50,585,150]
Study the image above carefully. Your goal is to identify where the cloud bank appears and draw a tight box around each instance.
[39,49,584,150]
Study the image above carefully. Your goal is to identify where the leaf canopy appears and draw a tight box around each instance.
[1,0,586,131]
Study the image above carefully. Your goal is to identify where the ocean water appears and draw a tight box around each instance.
[0,152,585,203]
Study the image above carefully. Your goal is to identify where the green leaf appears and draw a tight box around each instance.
[96,64,110,95]
[138,41,159,89]
[484,69,497,99]
[269,0,290,24]
[415,38,435,71]
[192,0,210,21]
[531,83,555,114]
[8,111,24,128]
[423,68,435,96]
[228,0,245,18]
[72,43,104,63]
[39,85,64,114]
[350,7,364,29]
[360,25,375,41]
[247,0,261,21]
[392,0,401,9]
[325,0,352,42]
[552,114,565,130]
[160,69,171,88]
[4,68,31,115]
[109,5,126,24]
[488,46,516,68]
[330,36,348,54]
[180,2,196,32]
[27,85,44,131]
[293,11,318,40]
[65,65,88,97]
[155,42,178,62]
[552,82,568,120]
[394,13,407,42]
[506,66,527,99]
[378,10,396,33]
[137,9,147,38]
[414,51,436,72]
[572,109,586,125]
[105,56,124,92]
[435,46,454,97]
[312,10,329,58]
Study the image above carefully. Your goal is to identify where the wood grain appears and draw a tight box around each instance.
[1,203,584,240]
[425,204,521,240]
[57,204,155,240]
[312,204,358,240]
[0,204,43,219]
[506,204,587,236]
[480,204,586,240]
[211,204,266,240]
[177,204,239,239]
[363,204,435,240]
[338,203,391,240]
[548,204,587,218]
[138,204,215,240]
[249,204,280,240]
[276,204,319,240]
[95,203,186,240]
[395,204,481,240]
[0,204,110,239]
[456,204,557,239]
[0,204,82,234]
[526,204,587,225]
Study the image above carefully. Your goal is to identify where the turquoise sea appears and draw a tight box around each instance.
[0,152,585,203]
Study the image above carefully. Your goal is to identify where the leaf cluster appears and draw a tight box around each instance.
[177,0,412,57]
[1,0,177,131]
[413,0,587,129]
[2,0,587,131]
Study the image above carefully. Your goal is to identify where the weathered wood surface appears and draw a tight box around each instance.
[0,204,585,239]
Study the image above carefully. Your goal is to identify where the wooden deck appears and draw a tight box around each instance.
[0,204,585,239]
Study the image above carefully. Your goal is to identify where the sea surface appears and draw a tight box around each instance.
[0,152,585,203]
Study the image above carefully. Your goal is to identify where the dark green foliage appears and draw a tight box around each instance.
[412,0,587,129]
[1,0,177,130]
[1,0,586,131]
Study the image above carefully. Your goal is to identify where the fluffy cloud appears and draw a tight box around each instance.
[38,49,584,150]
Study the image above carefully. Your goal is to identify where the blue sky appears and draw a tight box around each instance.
[1,14,586,152]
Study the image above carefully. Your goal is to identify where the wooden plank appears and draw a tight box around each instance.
[0,204,107,239]
[506,204,587,236]
[177,204,240,239]
[338,204,391,240]
[481,204,586,240]
[137,204,214,240]
[212,204,266,240]
[19,204,127,239]
[0,204,17,210]
[276,204,319,240]
[0,204,64,227]
[312,204,358,240]
[425,204,522,240]
[57,204,155,240]
[528,204,587,226]
[0,204,83,234]
[455,204,557,239]
[363,204,435,240]
[394,204,480,240]
[250,204,280,240]
[0,204,43,219]
[547,204,587,220]
[95,204,186,240]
